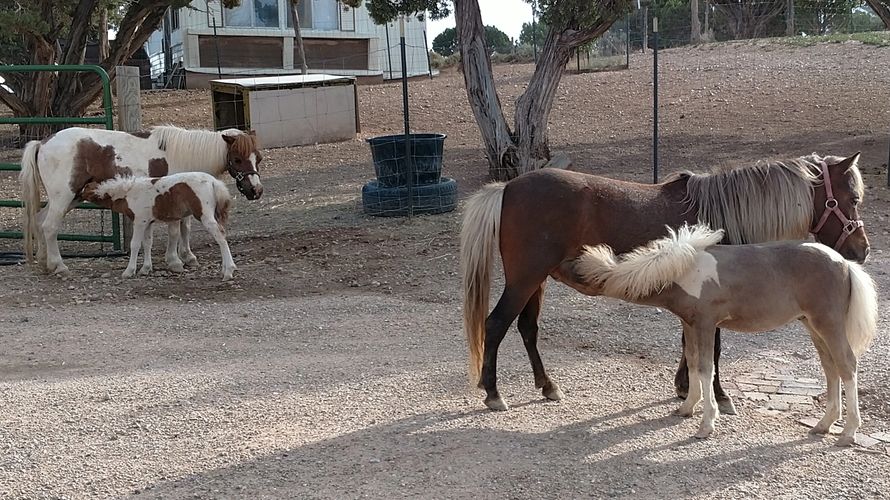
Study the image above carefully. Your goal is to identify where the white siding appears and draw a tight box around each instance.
[146,0,432,80]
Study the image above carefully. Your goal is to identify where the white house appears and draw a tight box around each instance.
[145,0,433,88]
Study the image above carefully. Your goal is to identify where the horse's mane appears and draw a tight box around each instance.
[150,125,233,174]
[683,156,823,245]
[93,175,139,199]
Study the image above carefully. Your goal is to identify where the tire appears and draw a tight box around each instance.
[362,177,458,217]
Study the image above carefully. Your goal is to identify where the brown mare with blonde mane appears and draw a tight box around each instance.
[461,153,870,412]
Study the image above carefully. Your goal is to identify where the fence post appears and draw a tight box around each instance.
[115,65,142,249]
[652,17,659,184]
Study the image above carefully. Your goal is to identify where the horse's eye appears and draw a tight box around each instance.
[235,158,242,164]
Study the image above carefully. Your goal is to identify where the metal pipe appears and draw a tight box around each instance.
[653,17,659,184]
[400,16,413,217]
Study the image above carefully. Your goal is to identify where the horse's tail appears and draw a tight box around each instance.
[844,262,878,358]
[461,182,506,385]
[575,224,725,301]
[212,179,232,232]
[19,140,42,266]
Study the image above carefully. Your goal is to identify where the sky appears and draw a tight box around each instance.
[426,0,534,49]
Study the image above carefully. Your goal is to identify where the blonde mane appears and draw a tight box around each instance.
[150,125,233,174]
[684,156,821,245]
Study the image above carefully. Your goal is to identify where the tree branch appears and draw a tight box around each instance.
[0,88,31,115]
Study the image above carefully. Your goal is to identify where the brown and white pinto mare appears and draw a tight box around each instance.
[573,224,877,446]
[19,125,263,275]
[82,173,236,280]
[460,153,869,413]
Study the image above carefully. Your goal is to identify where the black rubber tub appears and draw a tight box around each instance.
[367,133,446,188]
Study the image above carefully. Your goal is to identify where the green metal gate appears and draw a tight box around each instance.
[0,64,123,251]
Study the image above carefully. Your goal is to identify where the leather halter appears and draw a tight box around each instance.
[227,158,260,197]
[810,160,864,251]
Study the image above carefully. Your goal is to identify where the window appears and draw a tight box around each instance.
[225,0,280,28]
[286,0,313,29]
[286,0,339,30]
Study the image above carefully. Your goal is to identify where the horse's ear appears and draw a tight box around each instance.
[247,129,257,136]
[837,152,862,172]
[222,134,236,145]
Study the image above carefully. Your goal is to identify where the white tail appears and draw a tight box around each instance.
[460,183,506,385]
[575,224,725,301]
[844,262,878,357]
[19,141,41,266]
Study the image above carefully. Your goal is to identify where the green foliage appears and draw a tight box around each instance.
[363,0,450,24]
[518,21,548,46]
[433,27,457,55]
[433,25,513,56]
[484,25,513,53]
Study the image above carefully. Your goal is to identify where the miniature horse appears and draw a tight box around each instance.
[573,224,877,446]
[461,154,869,413]
[82,173,236,281]
[19,125,262,275]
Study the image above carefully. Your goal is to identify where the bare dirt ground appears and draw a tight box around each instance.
[2,40,890,499]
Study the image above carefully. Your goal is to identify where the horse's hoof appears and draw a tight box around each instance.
[809,426,830,436]
[542,383,565,402]
[222,270,234,281]
[182,255,198,267]
[695,426,714,439]
[122,269,136,278]
[675,405,695,418]
[835,435,855,447]
[484,396,509,411]
[138,267,153,276]
[167,262,185,273]
[718,398,737,415]
[51,264,71,277]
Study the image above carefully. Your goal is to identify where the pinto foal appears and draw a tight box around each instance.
[82,173,236,280]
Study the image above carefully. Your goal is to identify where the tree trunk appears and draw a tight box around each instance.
[691,0,702,43]
[455,0,516,179]
[99,8,110,61]
[866,0,890,28]
[786,0,795,36]
[290,0,309,74]
[641,6,649,53]
[455,0,622,180]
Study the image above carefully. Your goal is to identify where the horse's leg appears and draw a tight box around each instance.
[179,218,198,267]
[806,314,860,446]
[35,207,49,270]
[40,195,76,275]
[517,283,564,402]
[691,322,719,438]
[200,215,235,281]
[165,222,185,273]
[803,323,841,435]
[677,322,703,418]
[677,328,736,415]
[480,282,543,411]
[712,329,736,415]
[123,220,148,278]
[674,333,689,399]
[138,223,154,276]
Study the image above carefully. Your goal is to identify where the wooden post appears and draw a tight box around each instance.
[115,66,142,249]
